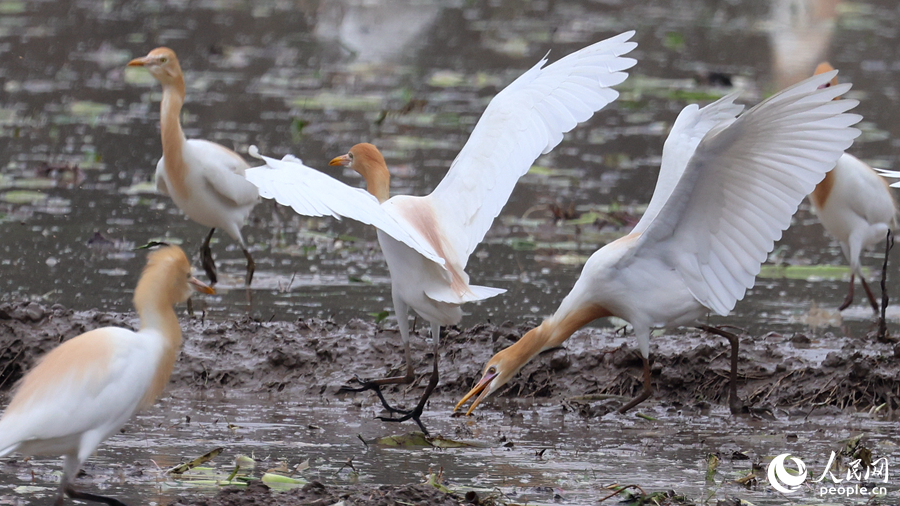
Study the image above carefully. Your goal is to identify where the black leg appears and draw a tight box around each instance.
[877,230,894,342]
[200,228,217,285]
[339,372,416,415]
[618,354,652,414]
[242,246,255,287]
[65,484,128,506]
[698,324,745,414]
[376,343,439,435]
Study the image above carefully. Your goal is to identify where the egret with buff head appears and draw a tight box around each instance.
[0,246,213,506]
[456,70,862,416]
[128,48,259,288]
[246,32,638,432]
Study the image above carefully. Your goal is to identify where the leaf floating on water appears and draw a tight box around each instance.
[261,472,307,488]
[758,264,852,281]
[121,181,159,195]
[370,431,484,448]
[1,190,47,204]
[167,447,224,475]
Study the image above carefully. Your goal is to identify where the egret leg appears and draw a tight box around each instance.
[242,246,255,287]
[877,230,894,342]
[65,485,128,506]
[377,321,441,435]
[838,273,856,311]
[698,324,745,414]
[618,354,652,414]
[200,228,217,285]
[58,455,128,506]
[858,272,880,314]
[338,299,416,415]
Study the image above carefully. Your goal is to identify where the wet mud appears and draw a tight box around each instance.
[2,301,899,504]
[2,300,897,416]
[169,480,462,506]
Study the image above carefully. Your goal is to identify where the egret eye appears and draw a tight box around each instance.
[160,57,168,64]
[487,366,496,375]
[348,152,354,160]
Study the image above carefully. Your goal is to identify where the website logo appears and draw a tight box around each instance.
[767,454,807,494]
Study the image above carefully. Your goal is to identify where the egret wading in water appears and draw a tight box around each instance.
[808,62,897,313]
[456,70,861,416]
[246,31,638,433]
[0,246,214,506]
[128,48,259,288]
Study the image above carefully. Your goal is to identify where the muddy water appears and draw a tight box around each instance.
[4,395,899,505]
[1,0,900,504]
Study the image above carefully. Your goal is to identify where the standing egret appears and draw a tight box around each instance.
[456,70,861,416]
[246,31,638,432]
[128,48,258,287]
[0,246,214,506]
[807,64,898,312]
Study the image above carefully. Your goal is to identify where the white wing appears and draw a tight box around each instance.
[427,31,638,267]
[186,139,259,207]
[629,71,861,315]
[245,148,445,266]
[632,93,744,234]
[875,167,900,188]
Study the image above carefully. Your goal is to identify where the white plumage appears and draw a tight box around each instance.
[457,70,861,416]
[246,31,638,429]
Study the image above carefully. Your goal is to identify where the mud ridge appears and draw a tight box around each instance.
[1,300,898,415]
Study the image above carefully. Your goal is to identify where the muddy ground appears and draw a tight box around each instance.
[0,300,899,505]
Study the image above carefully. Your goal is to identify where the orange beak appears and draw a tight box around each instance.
[813,62,839,91]
[454,369,498,416]
[127,56,148,67]
[189,277,216,295]
[329,154,351,167]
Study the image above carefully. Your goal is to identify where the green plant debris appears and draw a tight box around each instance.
[369,310,389,324]
[261,472,307,490]
[758,263,851,281]
[291,92,384,111]
[663,31,686,51]
[7,178,56,190]
[1,190,47,204]
[121,181,159,194]
[370,431,483,448]
[168,447,224,475]
[68,101,113,119]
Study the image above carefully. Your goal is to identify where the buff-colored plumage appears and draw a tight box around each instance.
[0,246,213,505]
[128,48,258,286]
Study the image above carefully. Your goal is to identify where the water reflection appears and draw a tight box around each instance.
[769,0,840,89]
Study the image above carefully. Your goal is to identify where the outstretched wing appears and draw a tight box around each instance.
[245,148,445,266]
[630,71,861,315]
[426,31,637,268]
[631,93,744,234]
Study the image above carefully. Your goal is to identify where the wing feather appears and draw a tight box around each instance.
[632,94,745,234]
[631,70,861,315]
[245,148,445,266]
[427,31,638,267]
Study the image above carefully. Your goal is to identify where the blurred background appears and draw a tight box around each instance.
[0,0,897,336]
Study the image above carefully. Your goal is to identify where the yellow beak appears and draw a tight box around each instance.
[454,370,498,416]
[189,277,216,295]
[127,56,147,67]
[329,154,351,166]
